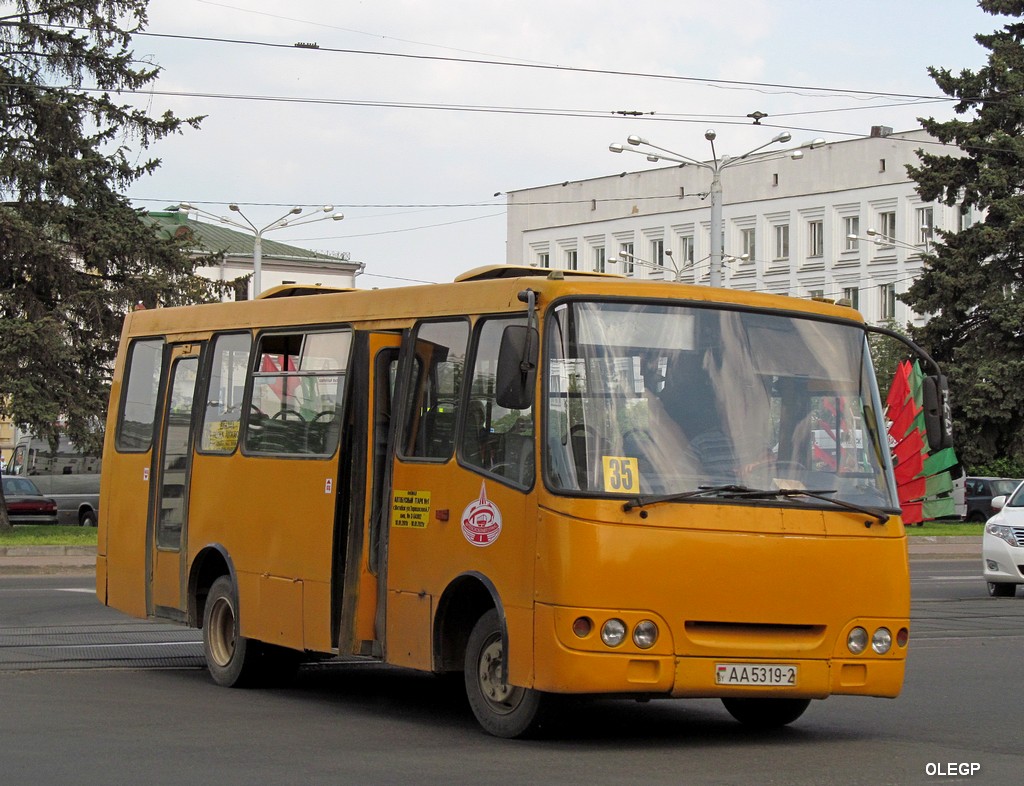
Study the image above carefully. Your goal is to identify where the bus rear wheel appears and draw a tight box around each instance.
[721,697,810,728]
[203,576,264,688]
[464,609,546,738]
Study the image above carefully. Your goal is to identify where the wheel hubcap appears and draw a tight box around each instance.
[208,596,236,667]
[477,634,523,714]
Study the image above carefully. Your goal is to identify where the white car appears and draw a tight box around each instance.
[982,483,1024,597]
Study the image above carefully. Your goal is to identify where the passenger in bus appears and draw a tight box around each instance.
[619,354,701,488]
[660,355,738,484]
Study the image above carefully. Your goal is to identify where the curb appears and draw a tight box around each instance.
[0,545,97,557]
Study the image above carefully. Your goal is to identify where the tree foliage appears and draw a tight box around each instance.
[904,0,1024,471]
[0,1,224,529]
[0,1,219,456]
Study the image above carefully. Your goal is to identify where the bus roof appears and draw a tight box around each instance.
[119,267,866,339]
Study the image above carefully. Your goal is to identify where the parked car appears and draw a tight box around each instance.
[982,483,1024,597]
[963,476,1022,522]
[2,475,59,525]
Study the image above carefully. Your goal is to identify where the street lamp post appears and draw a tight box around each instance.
[177,203,345,296]
[610,130,819,288]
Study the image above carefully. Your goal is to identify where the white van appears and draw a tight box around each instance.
[8,436,101,526]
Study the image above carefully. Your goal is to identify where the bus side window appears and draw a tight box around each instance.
[199,333,251,454]
[116,338,166,452]
[461,316,534,488]
[244,329,352,456]
[400,320,469,461]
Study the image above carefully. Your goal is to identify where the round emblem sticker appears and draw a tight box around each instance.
[461,482,502,547]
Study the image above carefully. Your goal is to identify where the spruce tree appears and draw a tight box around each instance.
[904,0,1024,470]
[0,1,218,529]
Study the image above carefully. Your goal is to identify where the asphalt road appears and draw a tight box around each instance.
[1,558,1020,785]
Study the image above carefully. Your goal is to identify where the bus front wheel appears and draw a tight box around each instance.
[721,697,810,728]
[203,576,263,688]
[464,609,546,738]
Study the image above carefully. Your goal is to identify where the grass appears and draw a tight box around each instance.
[0,525,99,546]
[905,521,983,536]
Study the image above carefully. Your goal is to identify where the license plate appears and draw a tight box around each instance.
[715,663,797,686]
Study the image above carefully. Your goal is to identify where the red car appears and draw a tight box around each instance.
[2,475,59,525]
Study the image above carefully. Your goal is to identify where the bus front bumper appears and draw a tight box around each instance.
[530,604,906,700]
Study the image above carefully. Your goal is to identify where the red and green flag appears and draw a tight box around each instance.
[885,360,958,524]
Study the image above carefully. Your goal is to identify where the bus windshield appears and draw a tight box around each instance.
[545,299,897,510]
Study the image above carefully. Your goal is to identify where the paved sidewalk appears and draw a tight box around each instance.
[0,538,981,576]
[0,546,96,576]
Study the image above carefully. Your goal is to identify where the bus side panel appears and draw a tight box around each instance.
[386,461,537,681]
[185,451,337,651]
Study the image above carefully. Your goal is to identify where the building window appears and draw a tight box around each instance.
[537,252,550,268]
[809,289,824,300]
[844,216,860,251]
[808,220,823,258]
[773,225,789,261]
[917,206,934,246]
[593,246,605,273]
[651,239,664,269]
[842,287,860,310]
[878,211,896,244]
[680,236,694,266]
[879,283,896,320]
[958,204,973,232]
[741,228,756,261]
[619,242,634,275]
[565,249,578,271]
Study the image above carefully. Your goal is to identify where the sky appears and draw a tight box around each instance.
[115,0,1006,288]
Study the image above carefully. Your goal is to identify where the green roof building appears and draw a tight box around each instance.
[148,209,364,299]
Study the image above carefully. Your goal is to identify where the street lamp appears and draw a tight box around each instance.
[618,249,683,280]
[177,202,345,296]
[617,248,747,282]
[848,229,933,255]
[609,130,801,288]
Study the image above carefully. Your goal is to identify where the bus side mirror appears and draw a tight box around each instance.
[922,374,954,452]
[495,325,538,410]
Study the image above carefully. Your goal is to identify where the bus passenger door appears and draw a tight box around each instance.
[336,331,402,655]
[148,343,202,620]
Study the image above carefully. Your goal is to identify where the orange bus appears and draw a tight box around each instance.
[96,266,950,737]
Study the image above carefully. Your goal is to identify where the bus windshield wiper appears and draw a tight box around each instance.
[721,487,891,525]
[623,485,890,525]
[622,485,761,512]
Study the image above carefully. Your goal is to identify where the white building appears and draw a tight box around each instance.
[506,128,969,326]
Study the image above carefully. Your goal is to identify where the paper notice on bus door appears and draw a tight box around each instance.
[391,490,432,528]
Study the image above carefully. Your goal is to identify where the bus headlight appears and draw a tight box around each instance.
[632,620,658,649]
[847,626,868,654]
[872,627,892,655]
[601,619,627,647]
